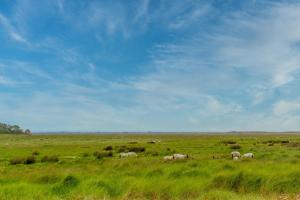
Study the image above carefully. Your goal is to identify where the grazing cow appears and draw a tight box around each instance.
[242,153,254,158]
[231,151,241,159]
[119,152,138,158]
[173,154,189,160]
[163,155,174,161]
[233,156,239,160]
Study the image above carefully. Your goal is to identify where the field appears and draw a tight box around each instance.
[1,134,300,200]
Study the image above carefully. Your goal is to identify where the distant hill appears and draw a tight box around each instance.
[0,122,31,135]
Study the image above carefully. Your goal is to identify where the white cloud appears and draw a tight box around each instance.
[0,76,15,86]
[211,3,300,88]
[0,13,28,44]
[2,1,300,131]
[273,99,300,116]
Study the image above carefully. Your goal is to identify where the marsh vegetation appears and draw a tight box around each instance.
[0,134,300,199]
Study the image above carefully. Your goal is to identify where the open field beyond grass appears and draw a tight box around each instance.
[1,134,300,199]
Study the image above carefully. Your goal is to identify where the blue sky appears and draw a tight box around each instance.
[1,0,300,132]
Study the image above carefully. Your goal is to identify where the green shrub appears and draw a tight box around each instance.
[62,175,79,187]
[82,152,89,157]
[10,156,35,165]
[127,147,145,152]
[41,155,59,163]
[281,140,290,144]
[52,175,79,196]
[116,145,128,153]
[24,156,36,164]
[10,157,25,165]
[116,145,146,153]
[221,140,237,145]
[103,146,113,151]
[286,142,300,148]
[93,151,113,159]
[32,151,39,156]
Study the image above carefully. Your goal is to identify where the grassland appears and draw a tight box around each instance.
[1,133,300,199]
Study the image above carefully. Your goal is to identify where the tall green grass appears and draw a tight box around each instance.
[0,134,300,199]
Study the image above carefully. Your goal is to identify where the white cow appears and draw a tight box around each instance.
[163,155,174,161]
[231,151,241,159]
[242,153,254,158]
[173,154,189,160]
[119,152,138,158]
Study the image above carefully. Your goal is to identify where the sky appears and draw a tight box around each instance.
[1,0,300,132]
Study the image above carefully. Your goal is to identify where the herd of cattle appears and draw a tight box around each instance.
[119,151,253,161]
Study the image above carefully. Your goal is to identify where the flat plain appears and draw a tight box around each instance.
[1,133,300,200]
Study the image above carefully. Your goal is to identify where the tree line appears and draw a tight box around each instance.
[0,122,31,135]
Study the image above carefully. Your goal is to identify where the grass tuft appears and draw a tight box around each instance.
[93,151,113,159]
[41,155,59,163]
[103,145,113,151]
[10,156,35,165]
[52,175,79,196]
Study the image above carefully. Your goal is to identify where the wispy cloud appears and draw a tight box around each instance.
[211,3,300,88]
[2,1,300,131]
[273,99,300,116]
[0,12,28,44]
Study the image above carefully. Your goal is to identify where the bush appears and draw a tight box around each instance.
[116,145,128,153]
[24,156,36,164]
[62,175,79,187]
[103,146,113,151]
[281,140,290,144]
[127,147,146,152]
[230,144,241,149]
[10,157,25,165]
[82,153,89,157]
[32,151,39,156]
[221,140,237,145]
[52,175,79,195]
[93,151,113,159]
[41,155,59,163]
[116,145,146,153]
[10,156,35,165]
[286,142,300,148]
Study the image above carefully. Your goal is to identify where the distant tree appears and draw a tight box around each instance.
[10,125,23,134]
[24,129,32,135]
[0,122,28,134]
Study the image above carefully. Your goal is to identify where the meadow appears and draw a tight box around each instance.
[1,133,300,200]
